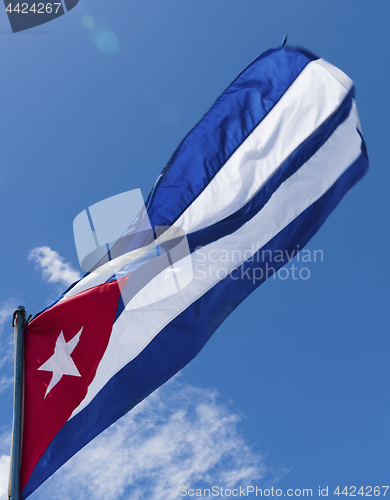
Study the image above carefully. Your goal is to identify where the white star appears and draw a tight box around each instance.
[38,327,83,398]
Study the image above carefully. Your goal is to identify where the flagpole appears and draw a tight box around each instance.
[9,306,26,500]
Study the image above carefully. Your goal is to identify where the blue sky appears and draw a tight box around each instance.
[0,0,389,498]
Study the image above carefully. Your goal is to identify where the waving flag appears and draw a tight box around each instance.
[20,44,368,499]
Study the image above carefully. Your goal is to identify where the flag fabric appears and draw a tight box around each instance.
[20,44,368,498]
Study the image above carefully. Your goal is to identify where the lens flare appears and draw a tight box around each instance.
[94,29,120,55]
[82,15,94,28]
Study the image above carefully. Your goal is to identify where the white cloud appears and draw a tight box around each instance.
[0,431,11,454]
[0,455,10,500]
[28,247,80,288]
[26,380,283,500]
[0,302,15,371]
[0,377,13,395]
[0,305,13,332]
[0,430,11,500]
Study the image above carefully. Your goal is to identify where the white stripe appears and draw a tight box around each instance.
[59,58,353,304]
[70,101,362,420]
[60,240,161,301]
[174,58,353,234]
[315,58,353,91]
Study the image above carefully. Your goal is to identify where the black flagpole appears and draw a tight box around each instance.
[8,306,26,500]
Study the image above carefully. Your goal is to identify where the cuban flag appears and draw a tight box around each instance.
[20,44,368,499]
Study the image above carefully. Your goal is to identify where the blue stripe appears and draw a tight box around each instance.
[22,151,368,500]
[145,46,318,229]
